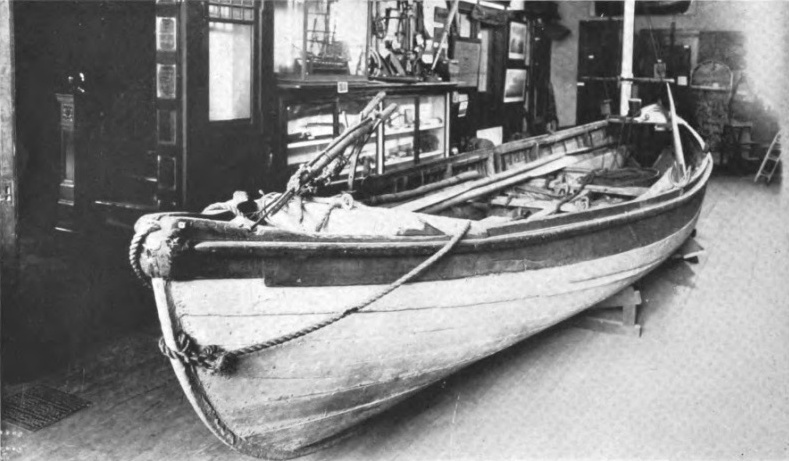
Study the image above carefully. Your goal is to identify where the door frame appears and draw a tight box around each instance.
[1,0,19,321]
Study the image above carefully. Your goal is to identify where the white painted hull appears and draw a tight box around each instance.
[155,212,698,458]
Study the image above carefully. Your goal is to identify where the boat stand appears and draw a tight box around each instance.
[572,286,644,337]
[573,233,704,337]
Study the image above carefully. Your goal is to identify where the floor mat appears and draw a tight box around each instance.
[2,385,91,431]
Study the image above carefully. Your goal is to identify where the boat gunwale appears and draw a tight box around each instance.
[361,119,611,181]
[189,154,712,258]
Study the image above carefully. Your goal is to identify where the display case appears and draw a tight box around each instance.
[282,88,450,178]
[285,96,377,176]
[285,100,336,166]
[382,93,447,171]
[273,0,370,80]
[337,97,378,175]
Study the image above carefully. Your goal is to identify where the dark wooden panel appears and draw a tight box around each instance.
[0,0,18,297]
[577,20,622,125]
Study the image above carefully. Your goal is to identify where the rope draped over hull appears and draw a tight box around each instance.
[128,90,458,375]
[157,220,471,375]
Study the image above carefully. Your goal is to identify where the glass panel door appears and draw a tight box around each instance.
[286,101,336,167]
[417,94,446,163]
[208,1,256,121]
[383,95,418,171]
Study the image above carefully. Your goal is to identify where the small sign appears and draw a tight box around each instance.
[458,101,468,118]
[337,81,348,94]
[157,64,177,99]
[157,110,177,145]
[677,75,688,86]
[156,17,177,52]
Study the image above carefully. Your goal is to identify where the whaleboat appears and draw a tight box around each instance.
[130,84,712,459]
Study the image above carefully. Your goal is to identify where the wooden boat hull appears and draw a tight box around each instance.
[146,156,712,459]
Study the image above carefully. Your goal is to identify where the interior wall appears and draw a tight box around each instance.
[550,1,789,127]
[7,1,157,383]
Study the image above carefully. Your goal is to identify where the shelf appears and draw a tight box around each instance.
[288,151,318,165]
[420,149,444,161]
[277,79,456,91]
[384,149,444,167]
[385,126,414,136]
[384,123,444,137]
[288,138,332,149]
[288,144,376,166]
[289,134,377,150]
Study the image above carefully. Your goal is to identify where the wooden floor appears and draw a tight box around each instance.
[3,172,789,460]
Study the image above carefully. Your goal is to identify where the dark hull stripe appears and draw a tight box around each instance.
[164,158,711,286]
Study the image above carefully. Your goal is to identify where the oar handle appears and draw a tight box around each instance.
[361,91,387,119]
[379,103,398,121]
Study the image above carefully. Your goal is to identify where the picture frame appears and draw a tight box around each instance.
[450,38,482,88]
[503,68,527,103]
[508,22,527,60]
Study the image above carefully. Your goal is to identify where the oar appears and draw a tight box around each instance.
[430,0,460,71]
[666,83,687,181]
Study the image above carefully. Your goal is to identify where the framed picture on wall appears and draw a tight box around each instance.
[503,68,527,103]
[508,22,527,60]
[450,38,482,88]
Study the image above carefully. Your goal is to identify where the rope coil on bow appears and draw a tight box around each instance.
[129,220,162,288]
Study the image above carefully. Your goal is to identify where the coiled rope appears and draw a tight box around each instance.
[159,220,471,375]
[129,220,161,288]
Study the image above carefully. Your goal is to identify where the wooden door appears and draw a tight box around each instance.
[181,0,270,209]
[1,0,18,301]
[576,19,622,125]
[530,19,554,133]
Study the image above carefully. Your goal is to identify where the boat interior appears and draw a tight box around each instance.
[195,103,711,241]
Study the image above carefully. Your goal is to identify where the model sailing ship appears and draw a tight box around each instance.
[299,0,349,75]
[131,3,711,458]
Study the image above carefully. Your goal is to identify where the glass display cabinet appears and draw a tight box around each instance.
[283,90,449,177]
[337,97,378,176]
[273,0,370,80]
[285,97,377,176]
[285,100,336,166]
[382,93,447,172]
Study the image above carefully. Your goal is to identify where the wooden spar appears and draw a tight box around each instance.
[620,0,635,115]
[261,102,396,220]
[583,184,648,197]
[512,184,563,199]
[666,83,687,179]
[260,123,376,219]
[395,152,568,213]
[489,196,584,212]
[431,0,461,71]
[364,170,482,206]
[422,156,579,214]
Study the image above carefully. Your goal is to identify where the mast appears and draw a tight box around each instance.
[619,0,635,115]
